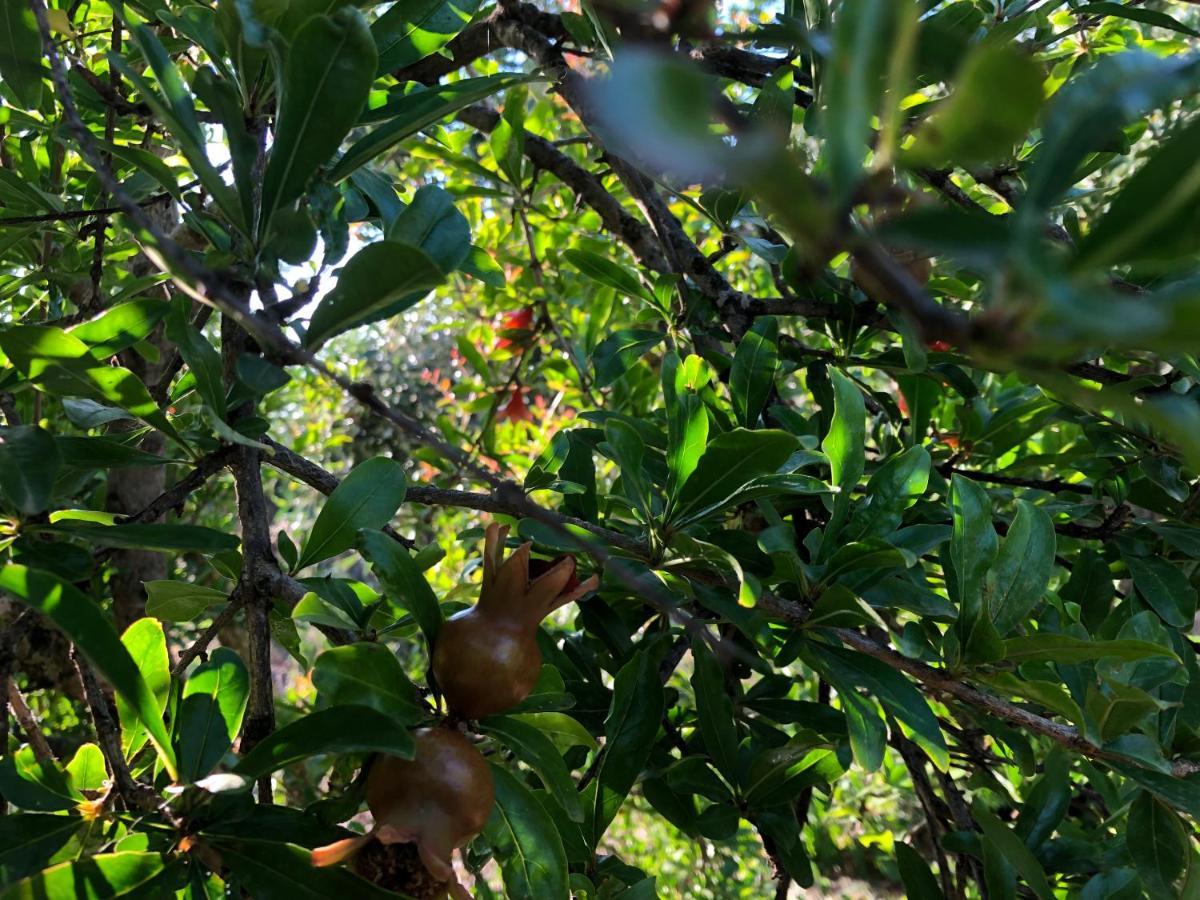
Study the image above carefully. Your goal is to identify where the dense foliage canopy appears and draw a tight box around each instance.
[1,0,1200,896]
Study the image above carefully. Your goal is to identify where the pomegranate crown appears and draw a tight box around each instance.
[479,522,599,623]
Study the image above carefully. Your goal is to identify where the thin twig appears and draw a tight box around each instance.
[6,682,56,763]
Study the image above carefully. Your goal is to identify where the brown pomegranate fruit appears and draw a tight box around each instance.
[431,522,598,719]
[311,727,494,898]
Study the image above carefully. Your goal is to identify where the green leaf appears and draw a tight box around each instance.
[810,642,948,771]
[690,638,740,786]
[1003,634,1178,665]
[65,743,107,792]
[484,764,569,900]
[896,842,945,900]
[357,528,442,645]
[0,565,177,781]
[0,852,167,899]
[386,185,471,273]
[303,241,445,347]
[950,474,1002,665]
[0,426,61,515]
[591,329,664,389]
[372,0,482,74]
[986,501,1055,635]
[1076,116,1200,269]
[1124,555,1198,629]
[1076,2,1199,37]
[166,301,226,418]
[565,248,656,304]
[904,43,1044,168]
[1023,51,1200,213]
[209,839,402,899]
[490,84,528,186]
[0,325,183,447]
[294,458,407,570]
[311,643,422,722]
[1127,790,1189,894]
[333,73,536,182]
[68,299,171,358]
[1015,749,1070,850]
[144,580,228,622]
[821,0,898,202]
[590,647,665,843]
[730,317,779,429]
[481,716,584,823]
[972,804,1054,900]
[115,26,242,232]
[0,0,43,109]
[259,8,377,235]
[232,705,414,777]
[178,648,249,782]
[0,814,81,883]
[674,429,800,524]
[45,522,239,554]
[115,618,169,760]
[820,369,865,551]
[845,446,930,541]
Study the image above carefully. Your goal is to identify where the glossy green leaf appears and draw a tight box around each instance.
[144,580,228,622]
[115,618,169,759]
[950,474,1002,665]
[333,73,536,181]
[178,648,249,782]
[1127,790,1189,894]
[357,528,441,645]
[68,299,170,358]
[1003,634,1178,665]
[166,301,225,417]
[484,764,569,900]
[311,643,422,722]
[690,638,740,785]
[674,429,800,524]
[0,426,60,515]
[591,328,664,388]
[730,316,779,428]
[304,241,445,347]
[481,716,584,822]
[0,0,44,109]
[45,522,239,554]
[810,642,948,771]
[972,804,1054,900]
[294,458,406,570]
[372,0,482,74]
[0,326,183,446]
[1124,555,1198,629]
[846,446,930,540]
[820,369,865,551]
[0,565,177,780]
[233,705,414,777]
[986,501,1055,635]
[0,852,166,899]
[259,8,377,235]
[65,744,106,793]
[565,248,656,304]
[590,647,665,843]
[0,814,81,883]
[896,842,945,900]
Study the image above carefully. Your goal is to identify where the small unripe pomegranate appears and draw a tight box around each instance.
[432,522,598,719]
[311,728,494,898]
